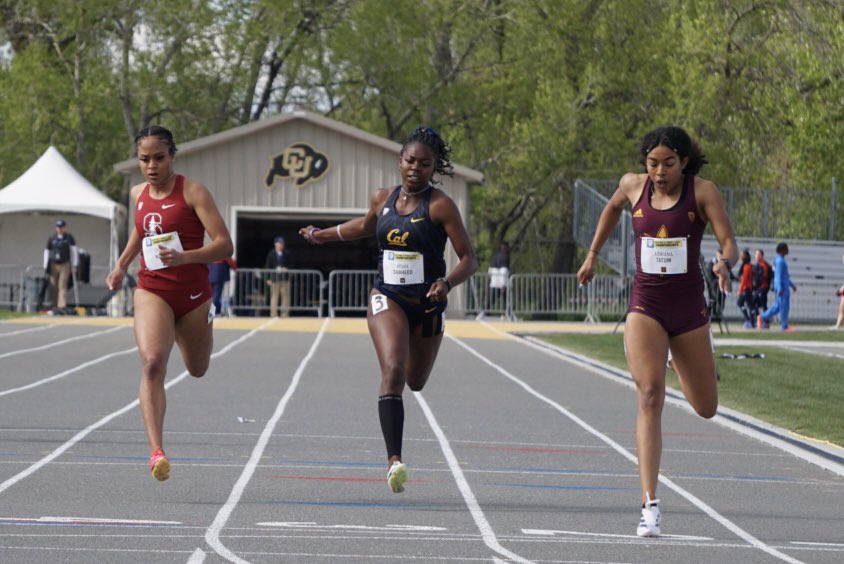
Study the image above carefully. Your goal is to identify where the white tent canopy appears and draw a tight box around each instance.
[0,146,125,269]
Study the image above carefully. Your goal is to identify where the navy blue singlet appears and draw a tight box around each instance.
[374,186,447,300]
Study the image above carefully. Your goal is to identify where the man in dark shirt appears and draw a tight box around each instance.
[43,219,78,313]
[264,236,294,317]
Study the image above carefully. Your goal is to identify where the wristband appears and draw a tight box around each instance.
[721,257,733,270]
[308,227,323,245]
[336,224,345,241]
[436,277,452,292]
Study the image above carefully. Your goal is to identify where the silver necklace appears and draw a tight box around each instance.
[400,184,431,201]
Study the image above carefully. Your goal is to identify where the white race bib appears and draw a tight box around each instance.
[383,251,424,285]
[640,237,687,275]
[142,231,183,271]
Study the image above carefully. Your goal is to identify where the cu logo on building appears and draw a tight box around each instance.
[265,142,329,189]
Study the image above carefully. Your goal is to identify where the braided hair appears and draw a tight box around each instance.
[401,126,453,183]
[638,126,708,176]
[135,125,178,157]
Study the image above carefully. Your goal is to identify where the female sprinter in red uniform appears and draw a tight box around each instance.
[577,126,737,537]
[106,126,233,481]
[299,127,477,494]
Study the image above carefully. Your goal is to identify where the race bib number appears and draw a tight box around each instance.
[142,231,183,271]
[640,237,687,274]
[383,251,424,285]
[371,294,389,315]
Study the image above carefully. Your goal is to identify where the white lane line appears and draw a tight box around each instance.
[0,319,274,497]
[2,546,530,562]
[0,347,136,398]
[522,336,844,476]
[202,318,329,564]
[0,325,126,360]
[413,391,534,564]
[784,345,844,360]
[256,522,449,532]
[2,458,834,488]
[522,528,714,541]
[0,324,57,338]
[12,516,181,525]
[187,547,206,563]
[790,541,844,547]
[0,426,801,458]
[448,332,805,564]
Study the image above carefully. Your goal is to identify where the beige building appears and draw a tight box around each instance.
[114,110,483,314]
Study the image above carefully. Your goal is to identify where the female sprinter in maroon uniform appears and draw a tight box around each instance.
[107,126,233,481]
[299,127,477,494]
[577,126,738,537]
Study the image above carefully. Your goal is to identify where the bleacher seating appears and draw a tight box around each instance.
[701,237,844,282]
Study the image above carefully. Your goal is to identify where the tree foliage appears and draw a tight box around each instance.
[0,0,841,269]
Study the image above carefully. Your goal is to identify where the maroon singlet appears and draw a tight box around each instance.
[627,175,709,336]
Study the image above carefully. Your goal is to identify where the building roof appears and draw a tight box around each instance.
[114,110,484,183]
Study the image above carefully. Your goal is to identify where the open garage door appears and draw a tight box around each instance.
[234,210,379,275]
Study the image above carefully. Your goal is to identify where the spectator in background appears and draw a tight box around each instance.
[736,249,755,328]
[264,236,294,317]
[479,241,511,319]
[752,249,772,317]
[702,248,725,321]
[209,256,237,316]
[758,242,797,331]
[44,219,78,314]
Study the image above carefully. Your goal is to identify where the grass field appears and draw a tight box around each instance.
[0,310,29,320]
[539,332,844,448]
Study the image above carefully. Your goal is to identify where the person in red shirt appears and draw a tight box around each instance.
[753,249,772,316]
[106,125,233,481]
[736,249,755,328]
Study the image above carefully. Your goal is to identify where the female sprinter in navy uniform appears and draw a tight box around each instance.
[106,126,233,481]
[577,126,737,537]
[299,127,477,493]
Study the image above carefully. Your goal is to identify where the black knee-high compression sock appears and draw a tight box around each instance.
[378,394,404,459]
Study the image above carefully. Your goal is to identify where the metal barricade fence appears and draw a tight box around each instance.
[18,264,127,314]
[501,273,833,325]
[328,270,377,317]
[21,264,49,312]
[230,268,324,317]
[573,180,633,276]
[0,264,28,310]
[500,273,629,322]
[720,278,840,326]
[465,271,511,319]
[3,262,841,324]
[578,177,843,241]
